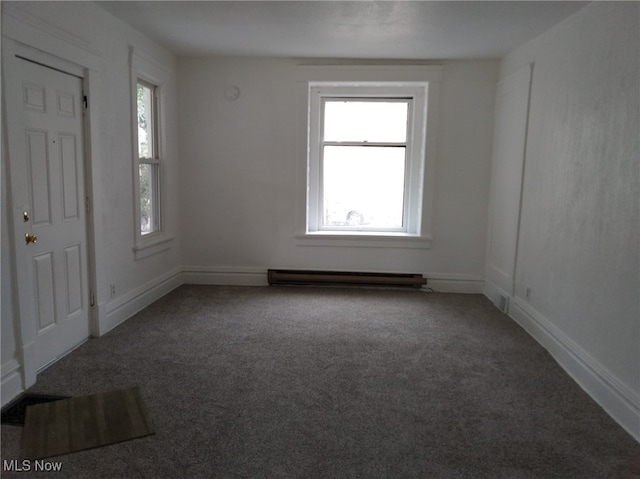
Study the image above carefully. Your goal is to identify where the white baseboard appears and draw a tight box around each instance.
[483,279,512,312]
[98,266,183,336]
[485,263,513,296]
[1,360,23,407]
[426,274,485,294]
[510,297,640,442]
[182,266,268,286]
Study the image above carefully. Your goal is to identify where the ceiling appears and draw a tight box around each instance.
[97,1,588,60]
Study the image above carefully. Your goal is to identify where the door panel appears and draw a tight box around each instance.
[26,129,53,225]
[56,91,76,117]
[8,57,90,371]
[34,252,56,331]
[60,133,80,221]
[64,244,83,315]
[24,83,47,111]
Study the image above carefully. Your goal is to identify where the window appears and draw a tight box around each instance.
[130,46,173,260]
[306,82,431,241]
[136,80,160,236]
[320,97,410,231]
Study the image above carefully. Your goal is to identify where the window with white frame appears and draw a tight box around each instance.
[130,47,173,260]
[306,83,429,237]
[136,79,160,236]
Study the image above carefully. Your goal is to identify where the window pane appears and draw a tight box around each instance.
[322,146,405,228]
[137,83,154,159]
[324,101,408,143]
[139,163,157,235]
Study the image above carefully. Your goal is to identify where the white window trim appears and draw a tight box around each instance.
[295,65,442,249]
[130,46,173,260]
[309,85,425,235]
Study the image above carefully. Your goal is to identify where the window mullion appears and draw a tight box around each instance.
[139,157,160,165]
[323,141,407,148]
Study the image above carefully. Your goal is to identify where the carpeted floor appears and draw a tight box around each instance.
[1,285,638,478]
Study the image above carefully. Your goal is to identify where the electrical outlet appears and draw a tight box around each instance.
[525,287,532,301]
[110,283,116,298]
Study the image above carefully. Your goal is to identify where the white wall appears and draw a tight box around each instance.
[487,2,639,439]
[178,57,498,290]
[1,1,181,404]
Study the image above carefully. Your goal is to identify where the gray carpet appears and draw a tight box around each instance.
[1,285,638,478]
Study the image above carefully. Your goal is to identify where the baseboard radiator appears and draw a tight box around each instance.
[267,269,427,289]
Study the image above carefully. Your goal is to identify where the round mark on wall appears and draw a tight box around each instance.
[224,86,241,101]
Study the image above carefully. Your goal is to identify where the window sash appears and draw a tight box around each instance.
[139,161,160,235]
[320,145,407,231]
[136,79,161,236]
[137,80,159,161]
[316,96,413,232]
[321,97,410,144]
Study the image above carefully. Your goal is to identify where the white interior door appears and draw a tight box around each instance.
[6,57,90,372]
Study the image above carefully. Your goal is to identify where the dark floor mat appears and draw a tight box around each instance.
[1,394,70,426]
[23,387,155,459]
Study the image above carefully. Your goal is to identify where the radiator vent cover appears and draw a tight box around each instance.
[267,269,426,289]
[496,294,509,313]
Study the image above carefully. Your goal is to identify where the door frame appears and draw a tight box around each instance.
[2,36,100,391]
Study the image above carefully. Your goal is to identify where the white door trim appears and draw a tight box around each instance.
[2,37,99,392]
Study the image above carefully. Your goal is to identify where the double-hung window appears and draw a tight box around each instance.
[130,46,173,259]
[136,80,160,236]
[319,95,412,231]
[304,76,438,246]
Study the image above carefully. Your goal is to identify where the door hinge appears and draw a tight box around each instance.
[89,291,95,307]
[85,197,91,215]
[83,94,88,115]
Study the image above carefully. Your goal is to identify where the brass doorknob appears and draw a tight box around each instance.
[25,233,37,245]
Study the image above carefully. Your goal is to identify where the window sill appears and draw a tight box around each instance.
[296,232,432,249]
[133,233,174,260]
